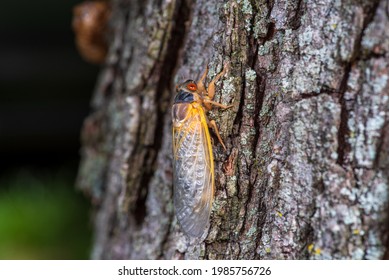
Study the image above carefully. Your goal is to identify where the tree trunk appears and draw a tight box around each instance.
[77,0,389,259]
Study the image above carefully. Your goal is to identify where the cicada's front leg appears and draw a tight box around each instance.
[206,63,229,100]
[201,63,230,112]
[197,63,230,109]
[200,63,233,151]
[197,65,208,96]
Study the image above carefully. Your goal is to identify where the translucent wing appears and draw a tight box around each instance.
[172,104,214,237]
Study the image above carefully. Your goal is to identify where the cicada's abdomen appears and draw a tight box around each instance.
[172,103,214,237]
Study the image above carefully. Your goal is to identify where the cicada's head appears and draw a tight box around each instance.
[174,80,197,104]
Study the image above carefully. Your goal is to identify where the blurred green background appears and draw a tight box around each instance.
[0,0,98,259]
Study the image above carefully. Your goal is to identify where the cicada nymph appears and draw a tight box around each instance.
[172,64,232,237]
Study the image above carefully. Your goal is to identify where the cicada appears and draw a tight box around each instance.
[172,64,232,237]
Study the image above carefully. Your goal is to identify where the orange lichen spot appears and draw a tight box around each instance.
[276,211,283,217]
[72,1,110,64]
[308,244,314,252]
[353,229,360,235]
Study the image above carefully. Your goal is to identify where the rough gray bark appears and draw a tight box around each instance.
[77,0,389,259]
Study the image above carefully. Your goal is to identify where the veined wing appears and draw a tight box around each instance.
[172,104,214,237]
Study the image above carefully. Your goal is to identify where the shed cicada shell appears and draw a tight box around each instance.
[72,1,110,64]
[172,64,232,237]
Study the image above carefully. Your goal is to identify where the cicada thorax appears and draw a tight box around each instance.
[172,89,194,128]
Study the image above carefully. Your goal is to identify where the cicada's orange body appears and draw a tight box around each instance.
[172,64,232,237]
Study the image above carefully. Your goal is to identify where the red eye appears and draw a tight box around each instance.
[187,83,197,91]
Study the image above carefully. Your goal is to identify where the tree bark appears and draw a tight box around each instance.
[77,0,389,259]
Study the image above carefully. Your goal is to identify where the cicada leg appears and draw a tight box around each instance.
[208,119,227,151]
[207,63,229,99]
[203,99,234,110]
[202,62,232,150]
[197,65,208,96]
[197,62,229,101]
